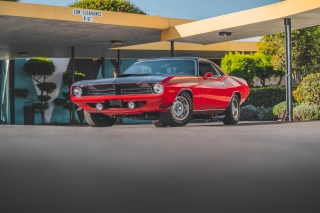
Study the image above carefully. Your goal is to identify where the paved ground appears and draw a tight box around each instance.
[1,121,320,213]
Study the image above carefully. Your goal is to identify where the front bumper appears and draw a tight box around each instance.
[71,94,168,115]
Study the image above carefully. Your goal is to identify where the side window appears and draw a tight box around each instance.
[199,62,219,77]
[211,63,225,76]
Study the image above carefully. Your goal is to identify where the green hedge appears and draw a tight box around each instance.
[242,85,287,108]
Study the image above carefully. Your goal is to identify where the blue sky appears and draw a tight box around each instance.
[21,0,280,20]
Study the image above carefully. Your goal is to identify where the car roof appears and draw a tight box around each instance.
[138,57,211,62]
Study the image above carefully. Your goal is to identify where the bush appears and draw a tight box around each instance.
[240,105,273,121]
[240,105,257,121]
[272,101,287,121]
[293,73,320,104]
[293,104,320,121]
[242,85,287,108]
[257,106,273,121]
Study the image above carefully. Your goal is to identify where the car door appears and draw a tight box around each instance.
[198,61,227,110]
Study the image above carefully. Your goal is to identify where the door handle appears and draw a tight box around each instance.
[222,81,225,87]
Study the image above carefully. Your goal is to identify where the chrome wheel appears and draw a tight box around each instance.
[171,96,190,122]
[222,94,240,125]
[232,98,239,120]
[160,91,193,127]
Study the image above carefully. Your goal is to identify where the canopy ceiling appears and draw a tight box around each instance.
[0,0,319,60]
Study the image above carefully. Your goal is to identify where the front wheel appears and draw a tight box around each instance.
[152,120,168,127]
[160,91,193,127]
[223,94,240,125]
[84,111,117,127]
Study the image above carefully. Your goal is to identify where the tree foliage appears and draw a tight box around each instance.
[62,70,86,88]
[68,0,146,14]
[253,52,283,86]
[54,70,85,123]
[258,26,320,79]
[221,52,256,86]
[23,58,55,82]
[221,52,282,86]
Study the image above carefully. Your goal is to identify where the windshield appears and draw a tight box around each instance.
[123,59,197,76]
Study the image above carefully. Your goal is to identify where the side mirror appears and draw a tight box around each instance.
[204,72,213,78]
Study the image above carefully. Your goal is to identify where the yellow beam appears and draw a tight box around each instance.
[0,1,193,29]
[111,41,257,52]
[161,0,320,40]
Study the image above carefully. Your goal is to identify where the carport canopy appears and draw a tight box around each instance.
[0,0,320,59]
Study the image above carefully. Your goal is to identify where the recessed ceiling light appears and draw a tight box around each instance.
[18,52,28,57]
[111,40,122,45]
[219,31,232,36]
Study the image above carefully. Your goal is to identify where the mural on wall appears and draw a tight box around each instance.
[14,58,141,125]
[28,58,70,123]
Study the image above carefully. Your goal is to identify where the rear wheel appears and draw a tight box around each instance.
[160,91,193,127]
[84,111,117,127]
[223,94,240,125]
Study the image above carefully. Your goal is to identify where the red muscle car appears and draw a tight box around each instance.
[70,57,250,127]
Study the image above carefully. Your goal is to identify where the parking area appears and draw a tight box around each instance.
[1,121,320,212]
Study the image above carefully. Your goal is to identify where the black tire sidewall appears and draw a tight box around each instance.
[84,111,117,127]
[223,95,240,125]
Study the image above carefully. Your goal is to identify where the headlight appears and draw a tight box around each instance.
[73,86,82,97]
[153,83,164,94]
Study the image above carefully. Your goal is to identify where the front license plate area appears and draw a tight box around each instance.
[109,100,122,108]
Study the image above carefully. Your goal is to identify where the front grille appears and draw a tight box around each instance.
[120,88,153,94]
[81,83,154,96]
[84,84,115,96]
[118,84,153,94]
[87,89,115,95]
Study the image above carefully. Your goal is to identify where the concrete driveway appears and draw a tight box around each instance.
[1,121,320,213]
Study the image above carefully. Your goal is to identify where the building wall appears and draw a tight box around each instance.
[12,58,145,125]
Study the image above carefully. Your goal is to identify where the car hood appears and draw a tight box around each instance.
[72,74,168,86]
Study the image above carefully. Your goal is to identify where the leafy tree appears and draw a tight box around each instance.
[68,0,146,76]
[221,52,256,86]
[258,26,320,81]
[11,58,56,124]
[253,52,283,86]
[68,0,146,14]
[221,52,283,87]
[54,70,85,123]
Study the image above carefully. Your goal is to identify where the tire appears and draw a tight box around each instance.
[152,120,168,127]
[84,111,117,127]
[160,91,193,127]
[222,94,240,125]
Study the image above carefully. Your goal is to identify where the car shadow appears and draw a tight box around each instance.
[187,121,302,127]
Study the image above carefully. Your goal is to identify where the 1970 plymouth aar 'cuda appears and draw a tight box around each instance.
[70,57,250,127]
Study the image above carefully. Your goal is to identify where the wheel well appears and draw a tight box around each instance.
[180,90,193,101]
[234,92,241,102]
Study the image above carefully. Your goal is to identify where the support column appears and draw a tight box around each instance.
[171,41,174,57]
[71,47,75,126]
[117,49,123,124]
[101,57,105,79]
[9,60,15,124]
[117,50,121,74]
[284,18,293,121]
